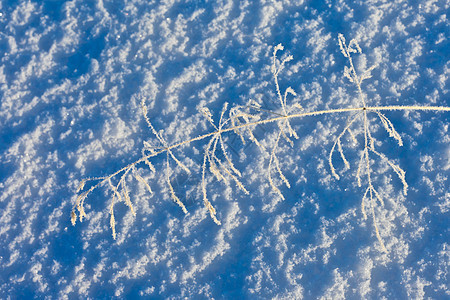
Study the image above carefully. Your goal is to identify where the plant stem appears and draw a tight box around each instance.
[82,105,450,192]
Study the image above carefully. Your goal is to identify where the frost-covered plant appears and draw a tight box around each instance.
[72,34,449,251]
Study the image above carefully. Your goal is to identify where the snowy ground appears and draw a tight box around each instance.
[0,0,449,298]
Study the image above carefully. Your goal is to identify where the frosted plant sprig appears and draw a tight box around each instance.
[200,102,250,225]
[72,35,449,250]
[268,44,302,199]
[329,34,414,252]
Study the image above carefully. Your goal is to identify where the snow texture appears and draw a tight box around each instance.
[0,0,448,298]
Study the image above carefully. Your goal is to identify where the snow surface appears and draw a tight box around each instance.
[0,0,449,298]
